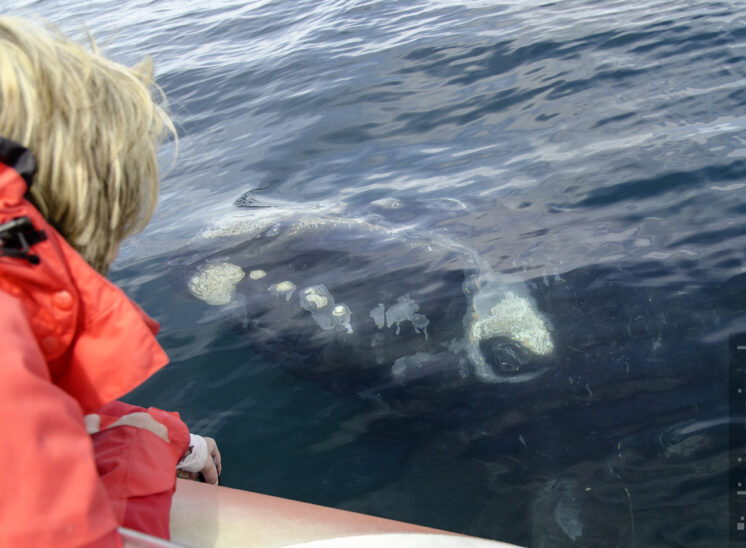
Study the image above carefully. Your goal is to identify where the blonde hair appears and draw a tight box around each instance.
[0,16,175,274]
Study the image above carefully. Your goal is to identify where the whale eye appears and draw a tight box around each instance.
[480,336,530,374]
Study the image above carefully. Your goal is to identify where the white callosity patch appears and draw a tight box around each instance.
[269,280,296,301]
[249,269,267,280]
[455,274,554,383]
[411,314,430,339]
[300,285,331,311]
[470,291,553,356]
[370,296,430,338]
[188,262,245,306]
[199,210,281,240]
[370,303,385,329]
[197,206,405,246]
[332,304,353,334]
[300,285,353,333]
[385,295,420,335]
[370,197,402,209]
[196,200,335,240]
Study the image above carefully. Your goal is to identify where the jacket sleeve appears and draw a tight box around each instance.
[0,291,120,547]
[96,399,191,463]
[93,401,190,539]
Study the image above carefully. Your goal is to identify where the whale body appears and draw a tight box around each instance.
[172,198,554,396]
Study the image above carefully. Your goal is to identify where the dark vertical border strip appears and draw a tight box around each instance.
[729,333,746,541]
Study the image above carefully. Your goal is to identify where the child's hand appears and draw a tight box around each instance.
[199,436,222,485]
[177,434,223,485]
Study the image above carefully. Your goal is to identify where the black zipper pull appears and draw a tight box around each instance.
[0,216,47,265]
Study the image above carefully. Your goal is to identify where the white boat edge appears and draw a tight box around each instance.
[118,479,525,548]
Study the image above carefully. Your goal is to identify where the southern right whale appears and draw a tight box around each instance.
[171,194,555,398]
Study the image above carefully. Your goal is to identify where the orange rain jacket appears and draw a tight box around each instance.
[0,138,190,546]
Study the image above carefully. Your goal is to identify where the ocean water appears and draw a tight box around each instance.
[8,0,746,546]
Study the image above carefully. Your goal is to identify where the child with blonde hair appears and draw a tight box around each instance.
[0,16,220,546]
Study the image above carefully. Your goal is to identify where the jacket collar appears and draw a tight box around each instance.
[0,138,169,413]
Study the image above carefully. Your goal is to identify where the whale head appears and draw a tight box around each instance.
[177,201,555,390]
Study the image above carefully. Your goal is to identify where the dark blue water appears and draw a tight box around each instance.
[10,0,746,545]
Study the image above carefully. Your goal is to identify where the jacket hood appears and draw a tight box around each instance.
[0,137,169,413]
